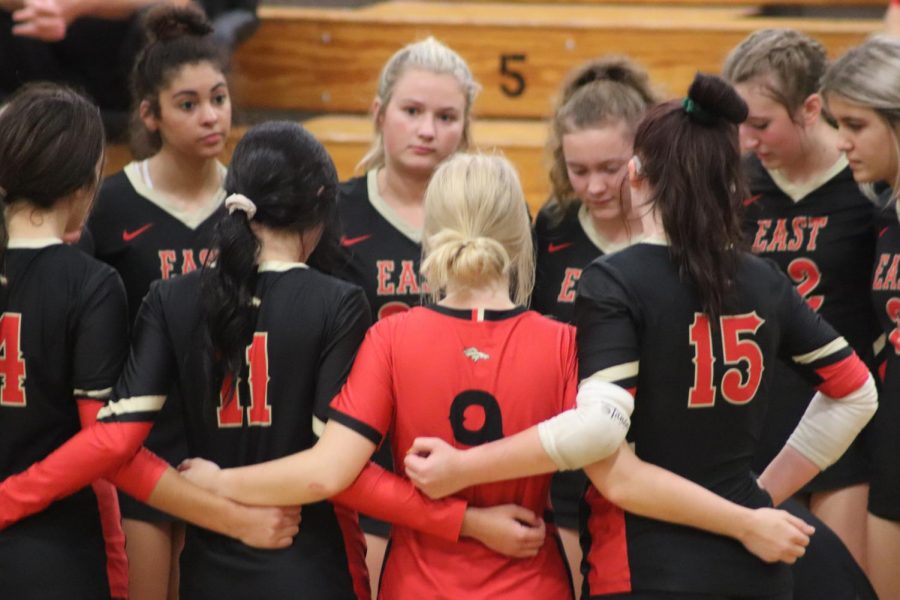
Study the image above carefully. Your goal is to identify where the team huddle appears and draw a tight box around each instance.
[0,4,899,600]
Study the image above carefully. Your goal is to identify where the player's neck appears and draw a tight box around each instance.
[439,279,516,311]
[148,148,221,205]
[252,223,321,264]
[6,200,68,240]
[777,120,842,184]
[377,164,427,230]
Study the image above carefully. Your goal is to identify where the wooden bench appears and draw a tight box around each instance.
[105,115,551,214]
[425,0,886,6]
[231,1,879,119]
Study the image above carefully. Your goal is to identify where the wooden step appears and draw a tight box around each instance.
[104,115,551,214]
[423,0,886,5]
[231,1,879,119]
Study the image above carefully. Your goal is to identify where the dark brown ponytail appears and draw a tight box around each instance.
[633,73,748,320]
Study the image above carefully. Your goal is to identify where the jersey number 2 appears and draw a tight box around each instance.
[688,312,764,408]
[217,333,272,427]
[0,313,26,407]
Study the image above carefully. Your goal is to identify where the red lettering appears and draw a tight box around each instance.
[787,217,806,252]
[158,250,177,280]
[873,254,891,291]
[557,268,582,303]
[396,260,420,295]
[181,249,198,274]
[767,219,789,252]
[886,256,900,292]
[806,216,828,251]
[752,220,772,253]
[376,261,395,295]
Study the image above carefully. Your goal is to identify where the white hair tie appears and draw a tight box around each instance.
[225,193,257,220]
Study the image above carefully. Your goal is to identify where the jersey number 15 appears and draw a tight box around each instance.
[688,312,765,408]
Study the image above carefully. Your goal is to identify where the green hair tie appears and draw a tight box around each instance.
[682,97,717,125]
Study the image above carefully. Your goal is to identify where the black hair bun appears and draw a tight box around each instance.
[565,56,656,106]
[145,4,212,42]
[687,73,748,125]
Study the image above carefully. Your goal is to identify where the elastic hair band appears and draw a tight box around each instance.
[224,193,257,220]
[682,97,717,125]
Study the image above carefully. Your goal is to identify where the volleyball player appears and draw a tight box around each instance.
[403,75,877,599]
[822,36,900,599]
[179,152,820,599]
[533,56,657,587]
[319,36,480,589]
[723,30,879,566]
[0,84,297,600]
[80,6,230,597]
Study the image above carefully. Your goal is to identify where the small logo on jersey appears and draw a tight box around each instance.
[548,242,573,253]
[463,347,490,362]
[122,223,154,242]
[340,234,372,247]
[742,194,762,207]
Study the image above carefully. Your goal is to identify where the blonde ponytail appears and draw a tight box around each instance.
[422,153,533,304]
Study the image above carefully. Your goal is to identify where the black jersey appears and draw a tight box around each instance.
[0,240,129,599]
[86,161,226,513]
[87,161,226,323]
[533,201,628,324]
[742,156,878,480]
[869,208,900,521]
[333,171,424,321]
[101,263,371,599]
[574,242,868,597]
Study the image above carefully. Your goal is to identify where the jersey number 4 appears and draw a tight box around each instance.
[216,333,272,427]
[0,313,26,407]
[688,312,765,408]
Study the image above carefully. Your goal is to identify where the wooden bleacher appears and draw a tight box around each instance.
[429,0,886,5]
[231,1,880,119]
[105,116,551,214]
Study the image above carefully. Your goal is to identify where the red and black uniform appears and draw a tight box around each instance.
[575,242,871,598]
[0,239,129,599]
[742,155,878,489]
[533,200,629,531]
[869,201,900,521]
[83,160,225,521]
[331,305,575,599]
[332,169,425,536]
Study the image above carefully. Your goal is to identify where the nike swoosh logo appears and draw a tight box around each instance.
[340,234,372,247]
[742,194,763,207]
[122,223,154,242]
[548,242,573,253]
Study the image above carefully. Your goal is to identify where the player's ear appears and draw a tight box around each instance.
[627,155,644,185]
[140,99,159,133]
[372,97,384,130]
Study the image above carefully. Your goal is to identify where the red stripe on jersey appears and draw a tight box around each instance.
[333,505,370,600]
[879,359,887,384]
[814,354,871,398]
[584,487,631,595]
[77,400,128,598]
[627,387,637,397]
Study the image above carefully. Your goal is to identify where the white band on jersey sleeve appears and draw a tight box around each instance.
[96,395,166,420]
[537,378,634,471]
[786,374,877,470]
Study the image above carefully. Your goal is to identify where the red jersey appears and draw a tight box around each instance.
[331,305,575,599]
